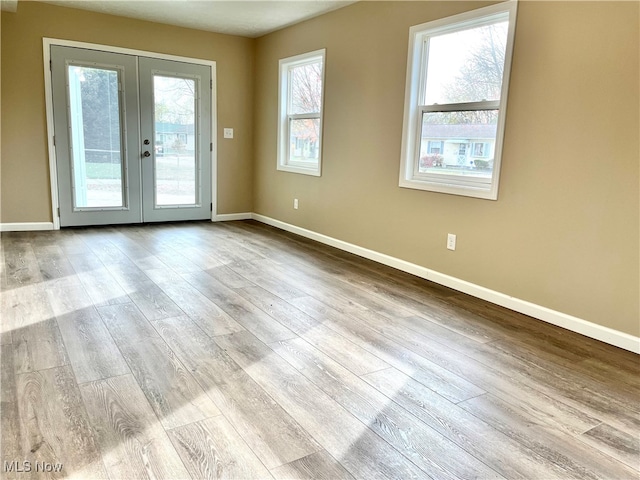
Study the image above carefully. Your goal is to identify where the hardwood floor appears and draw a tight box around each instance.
[1,220,638,480]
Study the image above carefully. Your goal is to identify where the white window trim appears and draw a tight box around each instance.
[277,49,326,177]
[399,1,517,200]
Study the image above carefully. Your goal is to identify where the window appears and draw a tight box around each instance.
[427,141,443,154]
[473,142,488,157]
[277,49,326,176]
[399,2,517,199]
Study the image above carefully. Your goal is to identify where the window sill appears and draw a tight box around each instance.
[399,177,498,200]
[277,163,321,177]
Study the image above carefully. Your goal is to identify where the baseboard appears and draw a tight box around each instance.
[212,212,253,222]
[0,222,54,232]
[252,213,639,354]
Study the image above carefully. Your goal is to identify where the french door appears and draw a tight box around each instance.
[50,45,212,227]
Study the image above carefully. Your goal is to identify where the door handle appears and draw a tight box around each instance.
[143,151,151,157]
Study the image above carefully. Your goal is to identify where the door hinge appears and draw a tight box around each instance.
[210,203,213,212]
[49,60,52,71]
[210,142,213,152]
[57,207,60,218]
[53,135,56,146]
[210,79,213,89]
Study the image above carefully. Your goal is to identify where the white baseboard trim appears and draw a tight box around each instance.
[0,222,54,232]
[212,212,253,222]
[252,213,639,354]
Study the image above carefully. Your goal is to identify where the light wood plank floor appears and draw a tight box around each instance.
[1,220,638,479]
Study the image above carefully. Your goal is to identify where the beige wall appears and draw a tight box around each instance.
[1,1,254,221]
[253,1,640,337]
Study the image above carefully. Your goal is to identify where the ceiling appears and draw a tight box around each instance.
[24,0,357,38]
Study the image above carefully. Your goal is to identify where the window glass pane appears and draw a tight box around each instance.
[289,61,323,115]
[424,21,508,105]
[289,118,320,164]
[68,66,124,208]
[153,75,196,206]
[419,110,498,177]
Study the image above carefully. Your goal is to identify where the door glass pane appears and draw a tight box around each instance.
[68,65,124,208]
[153,75,197,206]
[419,110,498,178]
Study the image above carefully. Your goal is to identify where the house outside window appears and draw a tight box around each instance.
[155,122,195,155]
[399,2,517,199]
[277,49,326,176]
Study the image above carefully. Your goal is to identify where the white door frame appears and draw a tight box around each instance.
[43,37,218,230]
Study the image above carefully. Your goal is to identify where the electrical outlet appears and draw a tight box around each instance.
[223,128,234,139]
[447,233,456,251]
[294,198,299,209]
